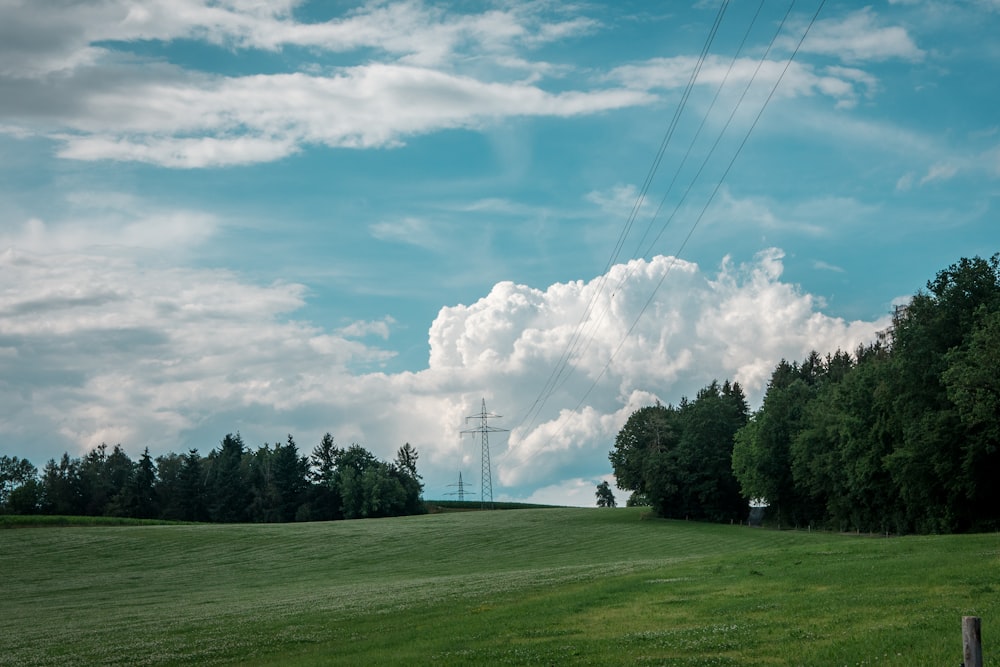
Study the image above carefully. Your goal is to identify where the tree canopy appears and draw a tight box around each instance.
[595,481,616,508]
[610,381,749,522]
[1,433,425,523]
[732,254,1000,533]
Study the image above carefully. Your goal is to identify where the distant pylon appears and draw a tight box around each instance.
[445,471,475,502]
[461,398,508,510]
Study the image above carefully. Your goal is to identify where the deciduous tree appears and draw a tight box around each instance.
[595,480,616,508]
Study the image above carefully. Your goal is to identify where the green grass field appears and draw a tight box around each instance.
[2,508,996,665]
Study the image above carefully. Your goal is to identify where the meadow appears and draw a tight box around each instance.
[1,507,996,665]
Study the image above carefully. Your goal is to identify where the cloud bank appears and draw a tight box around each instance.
[0,231,887,504]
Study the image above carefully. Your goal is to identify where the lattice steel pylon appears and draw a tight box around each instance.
[461,398,508,510]
[445,472,475,502]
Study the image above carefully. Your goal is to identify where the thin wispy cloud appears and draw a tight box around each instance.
[792,7,925,63]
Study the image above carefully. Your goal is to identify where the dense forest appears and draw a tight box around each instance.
[611,254,1000,534]
[0,434,425,522]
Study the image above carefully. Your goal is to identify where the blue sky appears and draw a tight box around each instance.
[1,0,997,506]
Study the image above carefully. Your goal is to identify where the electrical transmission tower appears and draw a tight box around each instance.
[445,471,475,502]
[461,398,508,510]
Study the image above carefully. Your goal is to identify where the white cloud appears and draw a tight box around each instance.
[0,197,218,256]
[0,1,646,168]
[704,188,880,238]
[793,8,924,63]
[56,135,300,169]
[339,317,397,340]
[607,55,878,109]
[511,475,618,508]
[0,0,594,78]
[919,161,959,185]
[18,65,650,167]
[897,161,963,191]
[369,216,444,250]
[585,184,643,218]
[813,260,846,273]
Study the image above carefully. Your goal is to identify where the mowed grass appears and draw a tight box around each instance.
[1,508,997,666]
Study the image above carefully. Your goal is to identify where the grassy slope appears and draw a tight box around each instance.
[1,508,997,666]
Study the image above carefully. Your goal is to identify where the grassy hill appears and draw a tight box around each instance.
[2,508,996,665]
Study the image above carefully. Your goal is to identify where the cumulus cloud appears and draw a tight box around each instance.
[420,248,887,490]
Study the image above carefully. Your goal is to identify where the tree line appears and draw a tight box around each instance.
[0,434,425,522]
[611,254,1000,534]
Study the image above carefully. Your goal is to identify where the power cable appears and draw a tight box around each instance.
[510,0,731,441]
[508,0,827,459]
[539,0,768,403]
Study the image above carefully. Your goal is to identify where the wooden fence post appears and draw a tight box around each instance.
[963,616,982,667]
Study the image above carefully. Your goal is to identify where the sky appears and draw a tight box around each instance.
[1,0,997,507]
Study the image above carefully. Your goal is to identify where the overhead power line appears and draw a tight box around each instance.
[504,0,827,461]
[511,0,732,441]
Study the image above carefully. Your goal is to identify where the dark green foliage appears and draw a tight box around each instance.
[334,444,424,519]
[41,453,82,515]
[4,432,425,524]
[392,443,426,516]
[178,449,208,522]
[732,254,1000,533]
[243,439,310,523]
[609,403,680,507]
[735,376,815,526]
[882,254,1000,532]
[206,433,249,523]
[154,452,185,520]
[308,433,342,520]
[942,309,1000,524]
[271,436,309,522]
[625,491,649,507]
[0,455,38,513]
[128,448,158,519]
[610,381,749,522]
[595,480,616,507]
[0,456,40,514]
[395,443,419,479]
[676,381,749,521]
